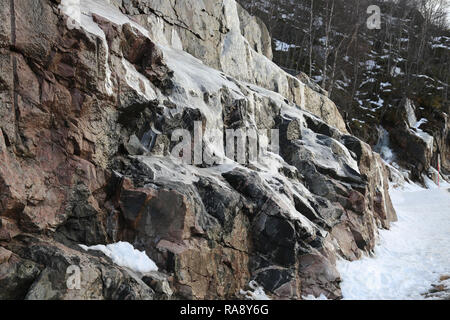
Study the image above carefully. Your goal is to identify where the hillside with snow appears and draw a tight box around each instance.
[240,0,450,184]
[0,0,448,302]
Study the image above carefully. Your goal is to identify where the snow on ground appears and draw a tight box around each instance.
[302,293,329,300]
[240,281,271,300]
[80,242,158,273]
[337,179,450,300]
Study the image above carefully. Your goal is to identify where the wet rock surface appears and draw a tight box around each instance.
[0,0,397,300]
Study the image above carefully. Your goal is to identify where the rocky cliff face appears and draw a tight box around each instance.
[0,0,396,300]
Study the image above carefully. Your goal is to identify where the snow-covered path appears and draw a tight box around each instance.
[337,181,450,300]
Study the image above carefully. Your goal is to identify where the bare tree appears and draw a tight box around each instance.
[321,0,335,90]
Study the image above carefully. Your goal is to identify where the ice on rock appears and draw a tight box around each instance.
[240,281,271,300]
[374,126,395,163]
[121,58,157,101]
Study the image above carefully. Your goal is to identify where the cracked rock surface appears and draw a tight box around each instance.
[0,0,396,300]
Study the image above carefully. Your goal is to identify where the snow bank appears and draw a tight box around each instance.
[240,281,271,300]
[302,294,329,300]
[374,126,395,163]
[80,242,158,273]
[337,180,450,299]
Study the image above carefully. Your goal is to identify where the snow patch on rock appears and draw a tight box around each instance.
[80,242,158,274]
[240,281,271,300]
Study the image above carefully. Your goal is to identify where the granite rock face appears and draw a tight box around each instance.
[382,98,449,182]
[110,0,347,132]
[0,0,396,300]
